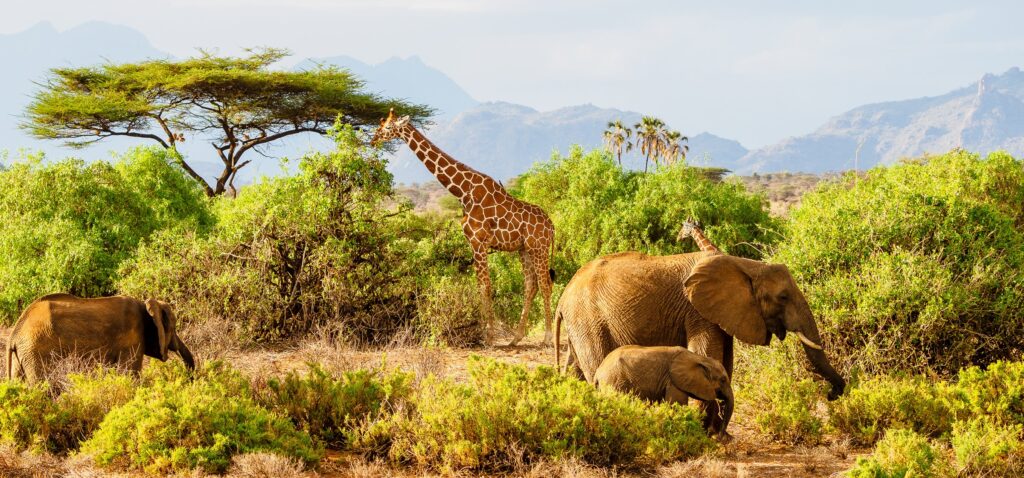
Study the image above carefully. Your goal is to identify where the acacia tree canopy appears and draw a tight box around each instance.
[22,48,433,196]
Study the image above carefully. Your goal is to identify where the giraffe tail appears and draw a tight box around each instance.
[548,229,556,283]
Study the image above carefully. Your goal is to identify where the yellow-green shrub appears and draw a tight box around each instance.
[81,361,321,474]
[830,375,956,445]
[0,380,54,451]
[259,364,412,449]
[846,428,951,478]
[735,342,825,445]
[357,357,712,472]
[954,360,1024,427]
[950,417,1023,475]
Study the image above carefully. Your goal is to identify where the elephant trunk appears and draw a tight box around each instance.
[798,322,845,400]
[173,336,196,371]
[714,386,734,439]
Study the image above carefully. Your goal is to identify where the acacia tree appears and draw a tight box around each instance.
[23,48,432,196]
[602,120,633,166]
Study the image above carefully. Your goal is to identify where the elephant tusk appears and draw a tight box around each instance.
[796,331,823,350]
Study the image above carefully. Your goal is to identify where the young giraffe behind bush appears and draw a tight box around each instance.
[678,218,722,254]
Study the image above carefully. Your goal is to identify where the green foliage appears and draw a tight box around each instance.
[954,360,1024,428]
[736,343,825,445]
[846,428,951,478]
[46,368,137,453]
[774,150,1024,375]
[950,417,1023,475]
[81,361,321,474]
[513,146,776,277]
[830,375,957,445]
[0,147,211,323]
[0,380,55,451]
[259,364,413,449]
[358,357,713,473]
[119,125,418,342]
[24,48,433,196]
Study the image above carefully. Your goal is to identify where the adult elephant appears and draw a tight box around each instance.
[7,294,195,382]
[555,251,846,401]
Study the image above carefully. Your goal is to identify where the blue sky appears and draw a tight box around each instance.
[3,0,1023,147]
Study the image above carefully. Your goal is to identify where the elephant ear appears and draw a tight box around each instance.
[683,255,768,346]
[144,299,169,361]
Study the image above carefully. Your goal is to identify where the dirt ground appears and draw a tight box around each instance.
[0,325,865,477]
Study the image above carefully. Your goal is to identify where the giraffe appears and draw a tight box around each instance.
[678,218,722,254]
[371,110,556,346]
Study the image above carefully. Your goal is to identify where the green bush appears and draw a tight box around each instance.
[514,146,777,276]
[736,343,825,445]
[46,368,137,453]
[846,428,951,478]
[259,364,412,449]
[830,375,957,445]
[954,360,1024,427]
[0,148,211,323]
[950,417,1023,475]
[0,380,55,451]
[773,150,1024,376]
[81,361,321,474]
[119,125,418,343]
[358,357,713,472]
[413,276,483,347]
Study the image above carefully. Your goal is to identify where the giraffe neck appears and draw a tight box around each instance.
[689,228,721,253]
[399,124,494,200]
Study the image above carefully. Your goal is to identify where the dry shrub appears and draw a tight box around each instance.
[414,276,483,348]
[227,452,308,478]
[0,445,64,478]
[658,456,737,478]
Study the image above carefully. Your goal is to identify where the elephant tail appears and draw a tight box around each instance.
[555,310,563,372]
[6,343,22,381]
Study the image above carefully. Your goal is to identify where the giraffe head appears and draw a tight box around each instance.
[678,218,701,241]
[370,108,411,147]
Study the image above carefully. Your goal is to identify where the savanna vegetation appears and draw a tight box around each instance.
[2,71,1024,476]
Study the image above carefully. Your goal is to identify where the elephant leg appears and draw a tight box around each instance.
[688,324,728,433]
[509,249,538,346]
[564,341,584,380]
[723,334,734,379]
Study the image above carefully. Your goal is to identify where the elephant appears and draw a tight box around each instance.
[6,294,195,382]
[555,251,846,428]
[595,345,734,438]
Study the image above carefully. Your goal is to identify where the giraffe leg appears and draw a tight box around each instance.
[508,249,538,347]
[535,247,554,346]
[471,244,496,345]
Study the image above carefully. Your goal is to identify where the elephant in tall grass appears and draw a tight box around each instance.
[595,345,734,438]
[555,252,846,429]
[6,294,195,382]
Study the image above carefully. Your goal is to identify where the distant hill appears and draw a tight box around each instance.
[294,55,478,119]
[737,67,1024,173]
[0,21,166,155]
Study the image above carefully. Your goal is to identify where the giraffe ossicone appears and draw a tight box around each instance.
[372,111,557,347]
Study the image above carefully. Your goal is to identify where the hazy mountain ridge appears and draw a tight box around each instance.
[737,67,1024,173]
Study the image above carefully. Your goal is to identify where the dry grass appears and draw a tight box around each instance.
[227,452,309,478]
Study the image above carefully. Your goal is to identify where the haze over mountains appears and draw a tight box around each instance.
[2,22,1022,184]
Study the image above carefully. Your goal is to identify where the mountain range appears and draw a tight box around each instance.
[1,21,1022,184]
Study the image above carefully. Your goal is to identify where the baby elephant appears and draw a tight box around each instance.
[7,294,195,383]
[594,345,733,438]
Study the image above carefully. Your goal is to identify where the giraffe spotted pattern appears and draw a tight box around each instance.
[372,111,556,346]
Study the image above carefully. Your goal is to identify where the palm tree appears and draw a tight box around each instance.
[603,120,633,166]
[661,130,689,166]
[634,116,666,173]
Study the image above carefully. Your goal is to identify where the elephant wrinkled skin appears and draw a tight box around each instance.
[6,294,195,382]
[595,345,734,438]
[556,251,846,429]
